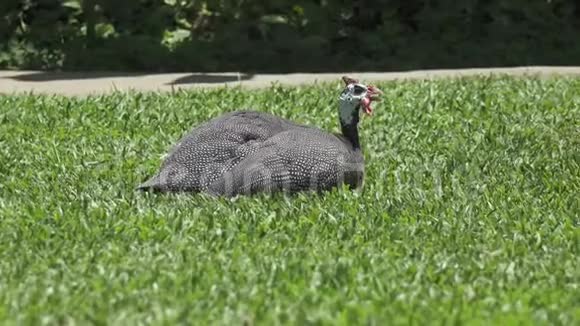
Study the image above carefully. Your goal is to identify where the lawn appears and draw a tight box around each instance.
[0,76,578,325]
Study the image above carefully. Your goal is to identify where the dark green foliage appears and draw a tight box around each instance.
[2,0,580,71]
[0,76,579,323]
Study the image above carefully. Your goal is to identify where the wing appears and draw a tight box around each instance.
[137,111,299,192]
[206,129,364,197]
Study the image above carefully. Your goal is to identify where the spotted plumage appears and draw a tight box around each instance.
[137,76,382,197]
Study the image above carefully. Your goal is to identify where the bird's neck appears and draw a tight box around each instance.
[339,102,361,150]
[341,122,360,150]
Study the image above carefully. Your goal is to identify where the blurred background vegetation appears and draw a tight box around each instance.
[1,0,579,72]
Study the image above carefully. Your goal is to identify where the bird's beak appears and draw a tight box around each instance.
[367,85,383,101]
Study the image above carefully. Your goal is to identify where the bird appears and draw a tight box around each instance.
[137,76,382,197]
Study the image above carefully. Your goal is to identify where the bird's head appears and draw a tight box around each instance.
[338,76,382,126]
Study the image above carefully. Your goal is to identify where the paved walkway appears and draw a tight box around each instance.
[1,66,580,96]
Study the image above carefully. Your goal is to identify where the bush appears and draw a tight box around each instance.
[1,0,579,72]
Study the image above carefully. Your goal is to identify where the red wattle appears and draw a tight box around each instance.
[361,97,372,115]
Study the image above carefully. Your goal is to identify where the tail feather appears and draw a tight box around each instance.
[135,175,162,192]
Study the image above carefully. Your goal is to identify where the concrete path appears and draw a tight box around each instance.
[1,66,580,96]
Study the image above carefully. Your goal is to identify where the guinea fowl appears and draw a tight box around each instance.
[137,76,382,197]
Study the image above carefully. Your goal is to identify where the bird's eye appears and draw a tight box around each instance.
[353,85,365,95]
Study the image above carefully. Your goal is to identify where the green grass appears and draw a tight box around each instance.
[0,76,578,325]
